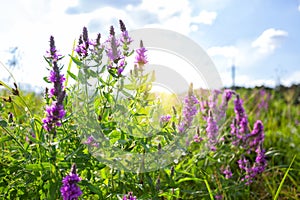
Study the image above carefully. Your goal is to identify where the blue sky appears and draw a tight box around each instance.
[0,0,299,90]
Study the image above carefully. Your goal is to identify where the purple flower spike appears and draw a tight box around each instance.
[206,111,219,148]
[43,36,66,132]
[247,120,264,151]
[117,59,125,76]
[135,40,148,66]
[104,26,122,63]
[224,89,234,102]
[230,95,248,145]
[60,164,82,200]
[119,20,133,45]
[75,27,90,59]
[46,36,62,61]
[177,84,199,133]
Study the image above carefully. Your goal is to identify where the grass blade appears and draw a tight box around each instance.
[204,179,214,200]
[273,155,296,200]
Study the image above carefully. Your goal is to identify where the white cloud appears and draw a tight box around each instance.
[207,46,239,58]
[208,28,288,69]
[192,10,217,25]
[251,28,288,54]
[298,4,300,11]
[239,71,300,88]
[281,70,300,86]
[137,0,217,35]
[139,0,190,20]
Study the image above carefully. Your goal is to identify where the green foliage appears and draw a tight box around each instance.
[0,25,300,199]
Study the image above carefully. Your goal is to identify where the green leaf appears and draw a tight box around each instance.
[88,69,98,78]
[120,89,133,98]
[0,119,8,128]
[0,136,10,143]
[78,70,86,83]
[70,55,84,68]
[25,163,52,171]
[176,177,203,184]
[124,84,136,90]
[67,70,78,80]
[104,92,114,104]
[274,155,297,200]
[80,180,102,195]
[99,65,106,74]
[43,76,51,83]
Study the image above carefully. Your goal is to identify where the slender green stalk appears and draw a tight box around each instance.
[274,155,296,200]
[0,61,17,84]
[1,126,27,153]
[65,40,76,87]
[204,179,214,200]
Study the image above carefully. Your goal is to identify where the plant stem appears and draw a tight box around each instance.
[204,179,214,200]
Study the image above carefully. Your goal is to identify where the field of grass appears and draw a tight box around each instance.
[0,23,299,200]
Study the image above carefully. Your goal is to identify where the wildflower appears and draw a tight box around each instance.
[199,98,208,114]
[254,146,267,173]
[83,135,99,147]
[135,40,148,66]
[210,146,217,151]
[46,37,62,62]
[230,95,248,144]
[206,111,218,145]
[238,156,254,184]
[26,132,36,144]
[254,89,271,118]
[177,84,199,133]
[247,120,264,151]
[123,192,137,200]
[222,166,233,179]
[160,114,171,123]
[43,103,66,131]
[42,36,66,132]
[193,134,202,143]
[237,156,249,171]
[208,90,221,111]
[193,127,203,143]
[75,27,91,59]
[60,163,82,200]
[238,146,267,184]
[234,95,248,133]
[218,89,234,121]
[119,19,133,46]
[117,66,124,76]
[117,59,125,76]
[106,26,122,63]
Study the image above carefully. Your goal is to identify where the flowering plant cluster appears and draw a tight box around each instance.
[0,19,280,200]
[182,88,268,187]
